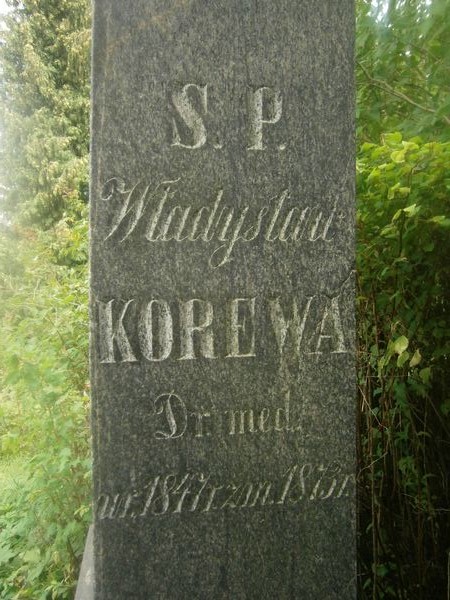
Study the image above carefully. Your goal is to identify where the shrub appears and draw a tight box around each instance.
[357,134,450,598]
[0,216,91,599]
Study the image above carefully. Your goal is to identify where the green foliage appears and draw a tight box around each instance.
[0,221,91,599]
[356,4,450,595]
[0,0,90,227]
[357,0,450,141]
[0,0,91,597]
[357,134,450,598]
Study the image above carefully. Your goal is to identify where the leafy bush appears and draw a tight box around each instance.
[0,1,91,597]
[0,218,91,599]
[357,134,450,598]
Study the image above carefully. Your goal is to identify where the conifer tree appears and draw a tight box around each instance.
[0,0,90,227]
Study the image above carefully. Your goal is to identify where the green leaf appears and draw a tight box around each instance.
[402,141,419,151]
[391,149,406,163]
[0,544,16,565]
[393,336,409,355]
[367,167,381,182]
[409,349,422,368]
[383,132,403,147]
[397,350,410,368]
[22,548,41,564]
[429,215,450,228]
[403,204,420,217]
[388,183,400,200]
[419,367,431,384]
[375,563,390,578]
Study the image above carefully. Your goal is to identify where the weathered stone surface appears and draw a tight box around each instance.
[90,1,356,598]
[75,525,94,600]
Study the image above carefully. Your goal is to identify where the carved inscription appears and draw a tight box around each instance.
[153,392,302,441]
[94,64,354,544]
[169,83,284,151]
[247,86,284,150]
[96,292,350,364]
[102,177,340,268]
[97,463,354,520]
[171,83,208,149]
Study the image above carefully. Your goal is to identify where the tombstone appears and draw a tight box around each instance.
[74,526,94,600]
[89,1,356,597]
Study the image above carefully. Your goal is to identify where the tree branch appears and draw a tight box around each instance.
[357,60,450,126]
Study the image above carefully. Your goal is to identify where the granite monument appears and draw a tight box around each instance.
[90,1,356,597]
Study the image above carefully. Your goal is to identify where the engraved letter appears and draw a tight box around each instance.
[275,394,291,432]
[258,408,272,433]
[277,465,298,505]
[227,297,256,358]
[97,494,111,520]
[202,484,224,512]
[97,493,123,519]
[269,296,314,355]
[172,473,194,513]
[337,474,353,498]
[104,179,148,242]
[104,178,180,242]
[179,299,215,359]
[240,481,274,508]
[311,297,347,354]
[227,409,255,435]
[98,299,137,363]
[171,83,208,149]
[151,474,177,515]
[192,410,212,438]
[318,463,342,500]
[154,393,187,440]
[190,473,210,512]
[139,300,173,361]
[140,476,161,516]
[248,86,283,150]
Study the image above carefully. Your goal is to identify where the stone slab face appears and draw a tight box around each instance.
[90,1,356,598]
[75,526,94,600]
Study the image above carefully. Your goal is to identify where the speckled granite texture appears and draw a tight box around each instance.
[90,1,356,597]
